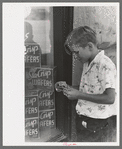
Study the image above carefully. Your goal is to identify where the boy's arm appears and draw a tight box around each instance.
[71,85,79,90]
[78,88,115,104]
[64,61,116,104]
[63,87,115,104]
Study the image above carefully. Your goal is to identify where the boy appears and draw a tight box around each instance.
[63,26,117,142]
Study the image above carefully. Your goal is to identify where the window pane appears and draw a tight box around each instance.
[24,6,54,66]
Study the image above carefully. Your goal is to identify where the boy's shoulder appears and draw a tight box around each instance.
[99,53,116,69]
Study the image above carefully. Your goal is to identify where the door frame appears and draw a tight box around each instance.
[53,7,74,140]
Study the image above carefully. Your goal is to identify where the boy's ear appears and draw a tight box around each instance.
[88,42,94,49]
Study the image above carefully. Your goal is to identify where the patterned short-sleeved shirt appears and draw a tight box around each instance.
[76,50,117,119]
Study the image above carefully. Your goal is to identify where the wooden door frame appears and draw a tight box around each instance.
[53,7,73,140]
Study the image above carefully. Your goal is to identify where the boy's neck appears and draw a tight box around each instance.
[88,49,99,66]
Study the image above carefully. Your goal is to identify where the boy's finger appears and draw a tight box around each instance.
[63,88,67,92]
[63,92,68,97]
[63,91,67,94]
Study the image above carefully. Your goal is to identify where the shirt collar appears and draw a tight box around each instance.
[86,50,104,66]
[91,50,104,64]
[83,50,104,73]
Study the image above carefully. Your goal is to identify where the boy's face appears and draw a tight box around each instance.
[72,45,92,63]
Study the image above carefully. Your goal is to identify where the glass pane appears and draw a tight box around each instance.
[24,6,56,142]
[24,6,54,66]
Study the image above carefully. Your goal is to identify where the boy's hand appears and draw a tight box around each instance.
[55,81,67,92]
[63,87,80,100]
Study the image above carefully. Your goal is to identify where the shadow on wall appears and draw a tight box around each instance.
[73,6,117,49]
